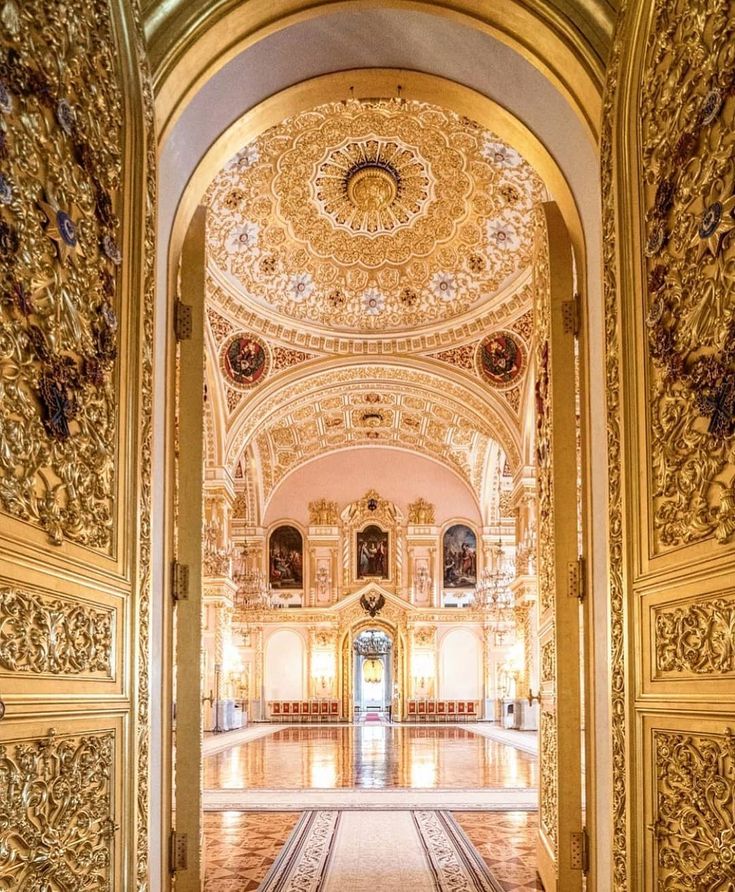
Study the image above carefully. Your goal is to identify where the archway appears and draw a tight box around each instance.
[353,629,394,718]
[161,16,605,891]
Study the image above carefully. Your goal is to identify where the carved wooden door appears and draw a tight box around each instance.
[534,201,584,891]
[606,1,735,889]
[0,2,154,890]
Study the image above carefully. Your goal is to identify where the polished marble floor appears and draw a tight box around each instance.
[203,724,538,790]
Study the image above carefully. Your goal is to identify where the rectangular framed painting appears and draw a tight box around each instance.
[356,524,390,579]
[443,524,477,588]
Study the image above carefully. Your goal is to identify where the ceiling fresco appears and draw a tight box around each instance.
[205,99,545,338]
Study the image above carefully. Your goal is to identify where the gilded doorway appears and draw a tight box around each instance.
[340,618,406,722]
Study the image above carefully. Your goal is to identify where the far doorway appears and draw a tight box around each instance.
[354,629,393,719]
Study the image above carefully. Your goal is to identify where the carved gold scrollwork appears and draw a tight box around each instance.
[652,730,735,887]
[407,498,435,525]
[0,0,125,547]
[533,212,555,617]
[0,586,113,676]
[655,596,735,675]
[639,0,735,550]
[541,640,556,684]
[0,730,116,889]
[539,709,558,855]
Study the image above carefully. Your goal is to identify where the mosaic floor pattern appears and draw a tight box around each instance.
[203,809,540,891]
[453,811,542,891]
[204,724,537,790]
[203,811,300,891]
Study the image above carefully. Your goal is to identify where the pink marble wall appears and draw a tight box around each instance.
[264,447,481,527]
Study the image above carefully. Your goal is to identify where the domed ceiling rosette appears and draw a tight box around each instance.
[206,99,545,337]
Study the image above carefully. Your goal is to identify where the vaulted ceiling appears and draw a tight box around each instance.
[201,97,537,514]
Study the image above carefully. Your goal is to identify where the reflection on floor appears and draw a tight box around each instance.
[203,811,300,891]
[454,811,542,891]
[203,724,538,790]
[202,810,540,892]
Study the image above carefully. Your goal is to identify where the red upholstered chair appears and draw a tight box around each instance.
[437,701,447,723]
[467,701,477,719]
[320,700,329,719]
[300,701,310,720]
[330,700,339,720]
[428,701,436,717]
[417,700,427,722]
[310,700,320,720]
[282,702,291,720]
[408,700,417,722]
[291,701,301,722]
[271,701,281,717]
[458,701,466,716]
[448,701,456,718]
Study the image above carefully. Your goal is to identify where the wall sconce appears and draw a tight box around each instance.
[412,651,434,692]
[312,650,335,694]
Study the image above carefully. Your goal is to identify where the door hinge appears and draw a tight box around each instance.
[561,293,581,337]
[567,558,585,601]
[171,560,190,601]
[570,828,589,872]
[169,829,189,873]
[174,299,193,341]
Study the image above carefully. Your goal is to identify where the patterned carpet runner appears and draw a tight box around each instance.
[259,809,504,891]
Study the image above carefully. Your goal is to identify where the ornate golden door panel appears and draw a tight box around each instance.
[606,1,735,888]
[534,202,584,890]
[0,2,154,889]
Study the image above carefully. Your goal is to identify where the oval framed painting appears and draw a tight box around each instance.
[220,333,269,389]
[476,331,525,389]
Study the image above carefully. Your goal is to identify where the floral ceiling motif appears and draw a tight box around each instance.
[205,99,545,336]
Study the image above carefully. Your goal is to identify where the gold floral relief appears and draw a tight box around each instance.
[602,0,630,883]
[0,585,113,676]
[654,594,735,676]
[541,639,556,684]
[639,0,735,550]
[0,730,116,890]
[652,730,735,888]
[533,211,554,615]
[205,99,545,334]
[0,0,124,547]
[539,709,558,855]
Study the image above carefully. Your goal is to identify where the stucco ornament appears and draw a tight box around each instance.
[206,99,545,334]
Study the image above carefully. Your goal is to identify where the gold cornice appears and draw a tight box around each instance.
[147,1,609,147]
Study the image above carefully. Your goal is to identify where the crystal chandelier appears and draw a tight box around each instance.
[233,545,272,610]
[354,631,391,657]
[473,538,516,632]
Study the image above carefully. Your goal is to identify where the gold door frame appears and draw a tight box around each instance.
[339,618,407,722]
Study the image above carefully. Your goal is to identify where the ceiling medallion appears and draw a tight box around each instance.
[207,99,544,334]
[476,331,525,389]
[314,138,431,236]
[220,333,270,390]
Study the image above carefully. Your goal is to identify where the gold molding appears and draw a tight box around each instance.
[148,1,607,147]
